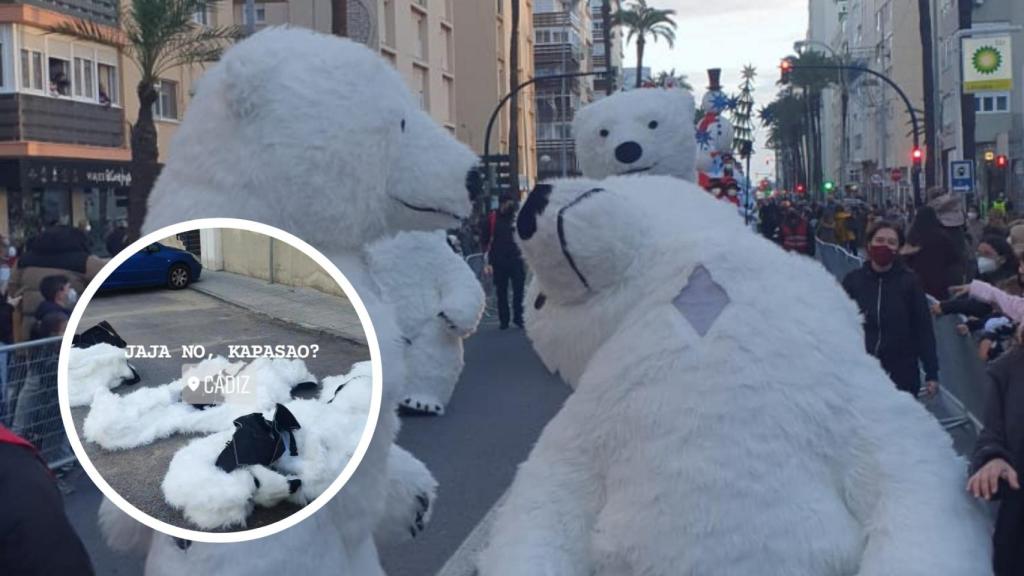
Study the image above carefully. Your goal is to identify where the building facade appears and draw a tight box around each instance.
[589,0,623,99]
[533,0,593,180]
[934,0,1024,209]
[0,0,131,248]
[453,0,537,192]
[835,0,925,207]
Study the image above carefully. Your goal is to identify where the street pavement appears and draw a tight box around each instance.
[70,282,369,534]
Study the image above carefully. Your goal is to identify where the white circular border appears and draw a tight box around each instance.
[57,218,383,544]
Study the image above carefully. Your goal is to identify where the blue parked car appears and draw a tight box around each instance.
[101,243,202,291]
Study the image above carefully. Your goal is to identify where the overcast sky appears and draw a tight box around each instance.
[628,0,809,180]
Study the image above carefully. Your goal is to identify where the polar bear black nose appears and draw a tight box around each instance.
[517,184,552,240]
[614,141,643,164]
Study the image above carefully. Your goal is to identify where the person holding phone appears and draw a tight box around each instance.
[968,322,1024,575]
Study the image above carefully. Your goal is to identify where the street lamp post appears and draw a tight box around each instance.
[789,61,923,206]
[482,70,608,208]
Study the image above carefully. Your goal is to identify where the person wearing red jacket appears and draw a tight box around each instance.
[0,424,94,575]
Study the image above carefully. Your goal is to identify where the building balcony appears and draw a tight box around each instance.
[0,93,125,148]
[533,11,581,31]
[0,0,118,25]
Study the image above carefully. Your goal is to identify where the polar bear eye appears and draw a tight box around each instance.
[648,121,658,129]
[599,129,609,138]
[400,119,406,132]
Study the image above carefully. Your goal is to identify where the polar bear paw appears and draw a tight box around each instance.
[399,394,445,415]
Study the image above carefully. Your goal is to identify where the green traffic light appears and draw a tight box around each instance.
[823,181,835,192]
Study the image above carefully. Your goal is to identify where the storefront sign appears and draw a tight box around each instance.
[21,160,131,189]
[963,36,1013,93]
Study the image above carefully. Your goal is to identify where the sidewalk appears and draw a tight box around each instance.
[190,270,367,345]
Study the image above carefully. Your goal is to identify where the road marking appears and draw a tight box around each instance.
[435,489,509,576]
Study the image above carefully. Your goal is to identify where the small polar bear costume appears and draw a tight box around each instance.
[572,88,697,182]
[100,26,478,576]
[478,175,992,576]
[67,343,137,407]
[367,231,484,415]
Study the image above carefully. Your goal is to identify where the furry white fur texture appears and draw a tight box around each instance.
[135,26,472,575]
[480,176,992,575]
[367,231,484,414]
[161,362,371,529]
[83,357,308,450]
[573,88,697,182]
[68,343,135,407]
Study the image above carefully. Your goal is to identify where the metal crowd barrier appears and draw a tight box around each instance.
[815,239,986,436]
[0,336,75,469]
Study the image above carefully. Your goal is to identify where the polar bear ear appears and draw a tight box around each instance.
[676,90,697,127]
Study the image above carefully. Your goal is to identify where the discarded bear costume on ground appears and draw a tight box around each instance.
[67,322,140,407]
[479,175,992,576]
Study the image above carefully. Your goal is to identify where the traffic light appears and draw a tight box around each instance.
[779,58,794,85]
[911,147,923,166]
[984,151,996,165]
[823,181,835,193]
[996,154,1008,169]
[796,183,806,194]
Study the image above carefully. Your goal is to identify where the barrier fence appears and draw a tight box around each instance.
[0,336,75,469]
[815,239,985,436]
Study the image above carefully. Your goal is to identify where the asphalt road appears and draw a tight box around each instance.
[71,286,370,532]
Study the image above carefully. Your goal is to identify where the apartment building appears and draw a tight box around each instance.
[453,0,537,191]
[0,0,132,244]
[533,0,593,179]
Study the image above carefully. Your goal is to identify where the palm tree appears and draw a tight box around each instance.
[917,0,936,187]
[53,0,241,241]
[783,50,840,196]
[600,0,620,94]
[612,0,676,88]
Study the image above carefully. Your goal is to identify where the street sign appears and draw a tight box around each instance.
[871,173,883,185]
[963,35,1013,93]
[890,168,903,182]
[950,159,975,193]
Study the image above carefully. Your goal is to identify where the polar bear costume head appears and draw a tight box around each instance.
[517,175,865,387]
[144,26,479,252]
[573,89,697,182]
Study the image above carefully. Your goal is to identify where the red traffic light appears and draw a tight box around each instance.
[779,58,794,85]
[911,147,923,164]
[996,154,1008,169]
[796,183,806,194]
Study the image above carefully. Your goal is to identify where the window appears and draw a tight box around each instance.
[0,42,4,88]
[21,50,43,91]
[49,57,71,96]
[154,80,179,120]
[413,10,427,60]
[975,93,1010,114]
[413,64,429,109]
[441,28,452,71]
[382,0,396,48]
[443,76,454,123]
[98,63,118,105]
[74,57,95,98]
[243,4,266,25]
[192,8,209,26]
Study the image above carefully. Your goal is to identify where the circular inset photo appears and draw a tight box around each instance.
[57,219,382,543]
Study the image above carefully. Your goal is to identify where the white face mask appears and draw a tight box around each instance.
[66,288,79,306]
[968,212,979,221]
[7,246,15,257]
[978,256,999,275]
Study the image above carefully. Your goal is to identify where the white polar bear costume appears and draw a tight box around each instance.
[478,175,992,575]
[367,230,484,415]
[572,88,697,182]
[99,26,478,575]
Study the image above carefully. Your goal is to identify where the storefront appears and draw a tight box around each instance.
[0,157,131,254]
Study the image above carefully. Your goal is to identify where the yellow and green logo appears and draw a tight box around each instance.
[973,46,1002,75]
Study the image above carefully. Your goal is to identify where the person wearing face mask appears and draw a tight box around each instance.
[976,236,1019,286]
[480,195,526,329]
[30,275,75,339]
[842,221,940,397]
[8,225,106,341]
[902,206,963,300]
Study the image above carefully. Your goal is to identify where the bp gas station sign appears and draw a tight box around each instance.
[963,36,1013,93]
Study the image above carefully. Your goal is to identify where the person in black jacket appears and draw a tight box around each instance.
[0,424,94,575]
[480,196,526,329]
[968,332,1024,575]
[842,221,940,397]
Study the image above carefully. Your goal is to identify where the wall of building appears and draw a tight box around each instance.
[216,229,346,297]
